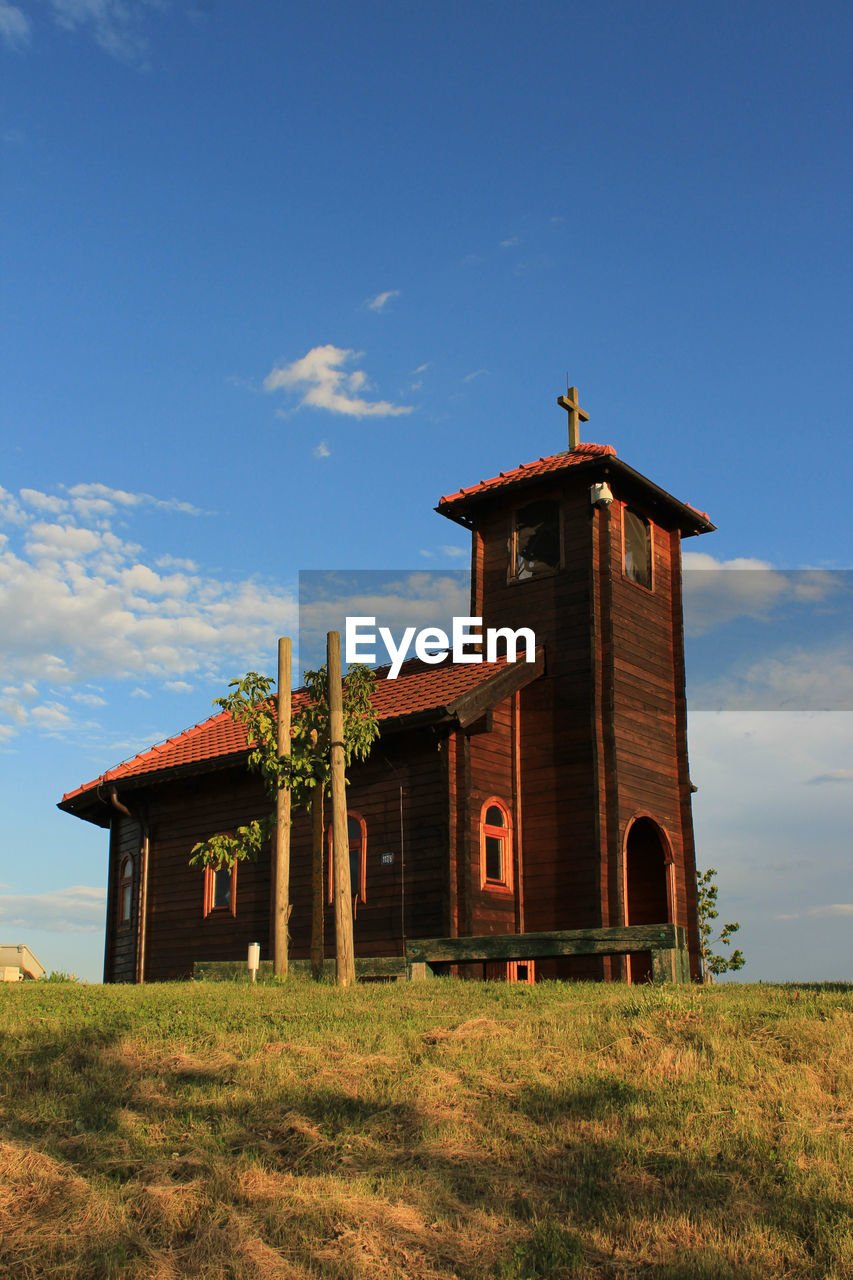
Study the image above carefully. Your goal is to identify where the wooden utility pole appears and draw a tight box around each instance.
[327,630,355,987]
[274,636,292,977]
[310,732,325,980]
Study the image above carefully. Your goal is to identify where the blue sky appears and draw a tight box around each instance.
[1,1,850,982]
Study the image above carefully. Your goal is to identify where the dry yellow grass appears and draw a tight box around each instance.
[0,978,851,1278]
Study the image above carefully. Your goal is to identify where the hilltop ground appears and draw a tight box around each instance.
[1,978,851,1279]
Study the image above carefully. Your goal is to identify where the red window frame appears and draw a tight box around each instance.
[203,862,237,918]
[327,811,367,906]
[117,854,134,927]
[480,797,513,892]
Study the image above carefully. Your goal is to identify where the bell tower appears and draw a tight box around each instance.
[436,388,715,980]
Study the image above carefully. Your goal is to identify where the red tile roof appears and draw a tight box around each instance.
[59,656,519,807]
[438,441,617,510]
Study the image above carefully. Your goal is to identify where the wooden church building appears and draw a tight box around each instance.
[59,392,715,983]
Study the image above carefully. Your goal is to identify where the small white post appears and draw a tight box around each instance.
[247,942,261,983]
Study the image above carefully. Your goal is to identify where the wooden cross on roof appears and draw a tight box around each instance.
[557,384,589,450]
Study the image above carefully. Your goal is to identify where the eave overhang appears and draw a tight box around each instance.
[437,453,715,538]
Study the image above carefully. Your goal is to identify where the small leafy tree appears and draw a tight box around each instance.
[697,866,745,983]
[189,662,378,974]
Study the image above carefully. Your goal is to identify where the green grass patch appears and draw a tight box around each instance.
[1,979,851,1278]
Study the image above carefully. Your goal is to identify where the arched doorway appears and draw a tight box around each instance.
[624,817,672,984]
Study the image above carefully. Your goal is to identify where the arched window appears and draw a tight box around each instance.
[480,798,513,891]
[327,812,367,906]
[623,508,652,589]
[117,855,134,926]
[203,862,237,917]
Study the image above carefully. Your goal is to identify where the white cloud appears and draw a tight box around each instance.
[367,290,400,312]
[413,363,430,375]
[130,687,152,699]
[682,559,845,636]
[463,369,488,383]
[0,884,106,933]
[164,680,193,693]
[500,237,521,248]
[314,440,331,458]
[264,345,412,419]
[0,483,297,740]
[46,0,159,64]
[807,769,853,785]
[0,2,30,49]
[689,710,853,979]
[20,488,65,513]
[298,572,471,669]
[65,482,203,518]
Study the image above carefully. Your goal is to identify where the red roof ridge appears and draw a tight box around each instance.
[438,441,617,508]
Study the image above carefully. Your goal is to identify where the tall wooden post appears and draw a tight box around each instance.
[327,630,355,987]
[310,779,325,980]
[274,636,292,977]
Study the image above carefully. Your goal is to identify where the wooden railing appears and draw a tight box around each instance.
[405,924,691,983]
[194,924,692,984]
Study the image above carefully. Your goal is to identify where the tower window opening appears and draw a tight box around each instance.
[510,499,561,581]
[623,508,652,589]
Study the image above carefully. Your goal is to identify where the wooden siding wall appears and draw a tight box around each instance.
[107,731,450,982]
[470,472,702,979]
[144,771,271,981]
[105,816,143,983]
[606,502,692,957]
[472,479,601,948]
[462,699,517,936]
[287,731,448,960]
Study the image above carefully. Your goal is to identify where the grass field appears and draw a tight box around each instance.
[1,978,851,1279]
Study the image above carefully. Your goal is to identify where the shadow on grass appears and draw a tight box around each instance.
[1,1006,850,1279]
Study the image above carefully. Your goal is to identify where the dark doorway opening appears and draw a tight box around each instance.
[625,817,671,984]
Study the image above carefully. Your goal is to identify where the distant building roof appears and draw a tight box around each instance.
[0,944,45,980]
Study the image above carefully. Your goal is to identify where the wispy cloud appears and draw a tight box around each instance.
[367,289,400,312]
[500,237,521,248]
[314,441,331,459]
[775,904,853,920]
[264,345,412,419]
[807,769,853,785]
[463,369,489,383]
[682,558,844,636]
[0,884,106,933]
[46,0,160,65]
[0,2,30,49]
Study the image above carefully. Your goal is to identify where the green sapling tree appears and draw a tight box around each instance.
[697,866,745,983]
[189,662,378,976]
